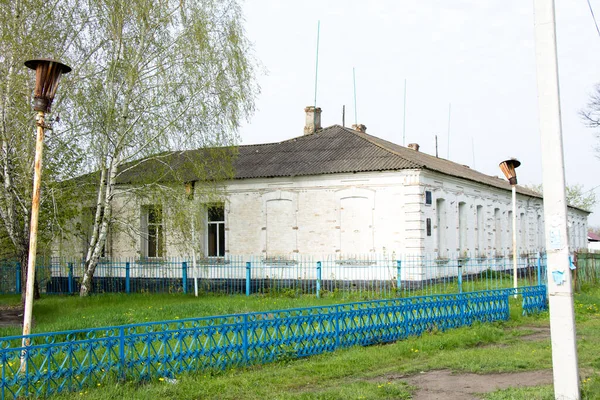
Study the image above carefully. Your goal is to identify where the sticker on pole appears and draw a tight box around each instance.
[569,256,576,270]
[549,228,562,250]
[552,270,565,285]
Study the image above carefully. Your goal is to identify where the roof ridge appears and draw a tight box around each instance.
[336,127,558,203]
[237,125,343,148]
[339,127,425,168]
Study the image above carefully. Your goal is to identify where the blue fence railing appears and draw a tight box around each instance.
[0,286,546,399]
[0,253,548,298]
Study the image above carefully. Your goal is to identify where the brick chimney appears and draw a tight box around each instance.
[352,124,367,133]
[408,143,420,151]
[304,106,322,135]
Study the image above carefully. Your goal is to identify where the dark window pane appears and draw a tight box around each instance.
[208,205,224,222]
[148,206,162,224]
[148,225,157,258]
[218,223,225,256]
[426,218,432,237]
[425,191,432,205]
[208,224,218,256]
[157,225,163,257]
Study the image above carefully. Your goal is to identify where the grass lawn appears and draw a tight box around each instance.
[2,286,600,399]
[0,291,373,337]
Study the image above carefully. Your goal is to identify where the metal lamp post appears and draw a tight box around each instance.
[21,59,71,371]
[499,158,520,297]
[185,181,199,297]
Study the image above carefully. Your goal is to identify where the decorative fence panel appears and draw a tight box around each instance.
[0,286,545,399]
[0,252,550,298]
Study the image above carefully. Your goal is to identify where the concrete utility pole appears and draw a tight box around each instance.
[533,1,580,399]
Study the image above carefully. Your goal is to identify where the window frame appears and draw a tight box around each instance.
[141,205,164,259]
[206,203,225,257]
[425,190,432,205]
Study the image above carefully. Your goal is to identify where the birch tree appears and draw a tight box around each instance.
[0,0,86,300]
[74,0,257,295]
[526,183,597,211]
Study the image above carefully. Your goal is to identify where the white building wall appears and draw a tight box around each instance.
[223,170,417,257]
[419,170,588,257]
[54,169,590,260]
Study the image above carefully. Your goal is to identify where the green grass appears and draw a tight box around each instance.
[0,277,535,337]
[3,287,600,399]
[0,291,393,337]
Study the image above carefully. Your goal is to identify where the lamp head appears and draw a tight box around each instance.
[24,59,71,112]
[185,181,195,200]
[499,158,521,185]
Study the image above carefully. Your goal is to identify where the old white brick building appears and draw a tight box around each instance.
[55,107,590,260]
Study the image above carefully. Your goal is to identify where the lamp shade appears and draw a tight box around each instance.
[185,181,195,200]
[24,59,71,112]
[499,158,521,185]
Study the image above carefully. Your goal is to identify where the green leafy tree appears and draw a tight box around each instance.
[70,0,258,296]
[0,0,86,300]
[525,183,597,211]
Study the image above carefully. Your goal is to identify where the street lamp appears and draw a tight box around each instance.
[499,158,520,297]
[21,59,71,371]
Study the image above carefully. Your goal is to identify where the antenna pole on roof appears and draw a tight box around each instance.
[447,103,452,159]
[435,134,438,158]
[342,105,345,127]
[313,20,320,130]
[353,67,358,125]
[402,79,407,146]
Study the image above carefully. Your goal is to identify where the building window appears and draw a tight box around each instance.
[208,204,225,257]
[142,205,164,258]
[425,191,432,205]
[507,210,513,252]
[520,212,527,252]
[537,214,544,249]
[426,218,432,236]
[494,208,502,252]
[436,198,446,257]
[458,202,467,254]
[476,205,483,253]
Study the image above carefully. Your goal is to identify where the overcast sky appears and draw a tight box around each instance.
[239,0,600,226]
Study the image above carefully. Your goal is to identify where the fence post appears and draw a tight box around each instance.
[461,296,467,326]
[316,261,322,298]
[68,263,74,294]
[125,262,130,294]
[182,262,188,294]
[396,260,402,290]
[537,252,542,287]
[246,262,251,296]
[335,305,341,349]
[457,263,463,294]
[16,262,21,294]
[119,326,126,380]
[242,314,249,364]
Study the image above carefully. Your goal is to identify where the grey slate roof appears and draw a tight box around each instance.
[232,125,421,179]
[114,124,587,210]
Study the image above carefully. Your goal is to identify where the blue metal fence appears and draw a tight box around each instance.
[0,253,548,298]
[0,286,546,399]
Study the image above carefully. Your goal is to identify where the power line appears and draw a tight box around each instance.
[587,0,600,39]
[583,183,600,194]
